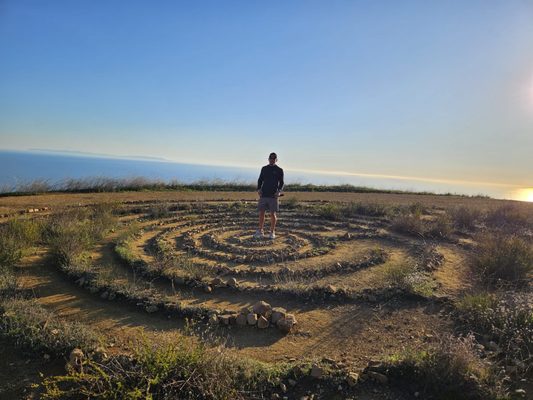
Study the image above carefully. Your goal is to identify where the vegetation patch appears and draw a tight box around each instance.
[471,233,533,285]
[386,334,500,400]
[40,337,286,400]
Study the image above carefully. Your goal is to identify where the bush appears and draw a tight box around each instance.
[40,337,283,400]
[471,234,533,285]
[456,292,533,372]
[148,202,172,219]
[390,213,424,236]
[314,202,390,221]
[0,298,99,357]
[426,214,453,239]
[0,218,42,267]
[376,261,434,296]
[451,206,481,230]
[485,205,530,230]
[46,205,117,266]
[388,334,496,400]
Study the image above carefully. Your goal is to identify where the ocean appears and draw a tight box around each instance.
[0,150,525,200]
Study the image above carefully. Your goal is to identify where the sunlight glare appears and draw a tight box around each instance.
[515,188,533,202]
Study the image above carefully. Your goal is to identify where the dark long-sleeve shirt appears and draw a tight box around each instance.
[257,165,284,197]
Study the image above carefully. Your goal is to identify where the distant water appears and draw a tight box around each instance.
[0,150,525,201]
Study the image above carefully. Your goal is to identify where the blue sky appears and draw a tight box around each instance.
[1,1,532,189]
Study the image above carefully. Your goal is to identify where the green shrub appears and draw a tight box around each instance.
[0,218,42,267]
[376,261,434,296]
[471,234,533,284]
[282,196,299,209]
[41,337,283,400]
[0,298,99,356]
[314,202,390,221]
[46,206,116,266]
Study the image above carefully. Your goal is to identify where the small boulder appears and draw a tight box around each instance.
[226,278,238,288]
[277,314,297,333]
[310,364,324,378]
[326,285,337,294]
[235,314,247,326]
[218,315,231,325]
[367,371,388,384]
[253,301,272,318]
[203,285,212,293]
[211,277,224,286]
[271,307,287,324]
[346,372,359,387]
[208,314,219,325]
[145,305,159,313]
[257,316,269,329]
[247,313,258,326]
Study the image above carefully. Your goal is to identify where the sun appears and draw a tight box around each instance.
[516,188,533,202]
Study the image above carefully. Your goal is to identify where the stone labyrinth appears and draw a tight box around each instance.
[82,200,446,339]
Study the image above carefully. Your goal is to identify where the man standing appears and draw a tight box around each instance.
[255,152,284,239]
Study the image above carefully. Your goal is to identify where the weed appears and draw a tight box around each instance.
[390,213,424,236]
[451,206,481,230]
[0,217,42,267]
[0,298,99,357]
[40,336,284,399]
[388,334,497,400]
[456,292,532,372]
[471,234,533,285]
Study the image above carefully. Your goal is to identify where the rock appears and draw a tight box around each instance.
[487,341,500,352]
[226,278,238,288]
[279,383,287,393]
[514,389,526,396]
[247,313,258,326]
[211,277,224,286]
[241,306,252,315]
[367,371,388,384]
[253,301,272,318]
[203,285,212,293]
[145,305,159,313]
[218,315,231,325]
[76,277,86,287]
[271,307,287,324]
[310,364,324,378]
[277,314,297,333]
[367,294,377,302]
[326,285,337,294]
[346,372,359,387]
[208,314,219,325]
[271,394,280,400]
[257,316,269,329]
[235,314,247,326]
[66,348,84,373]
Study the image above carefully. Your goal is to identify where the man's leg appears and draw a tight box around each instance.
[270,212,277,234]
[258,210,266,232]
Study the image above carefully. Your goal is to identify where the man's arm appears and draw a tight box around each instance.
[257,167,264,192]
[277,168,284,193]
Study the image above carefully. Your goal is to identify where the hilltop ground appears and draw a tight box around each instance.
[1,190,531,399]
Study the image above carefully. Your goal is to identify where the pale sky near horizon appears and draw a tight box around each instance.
[1,1,532,189]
